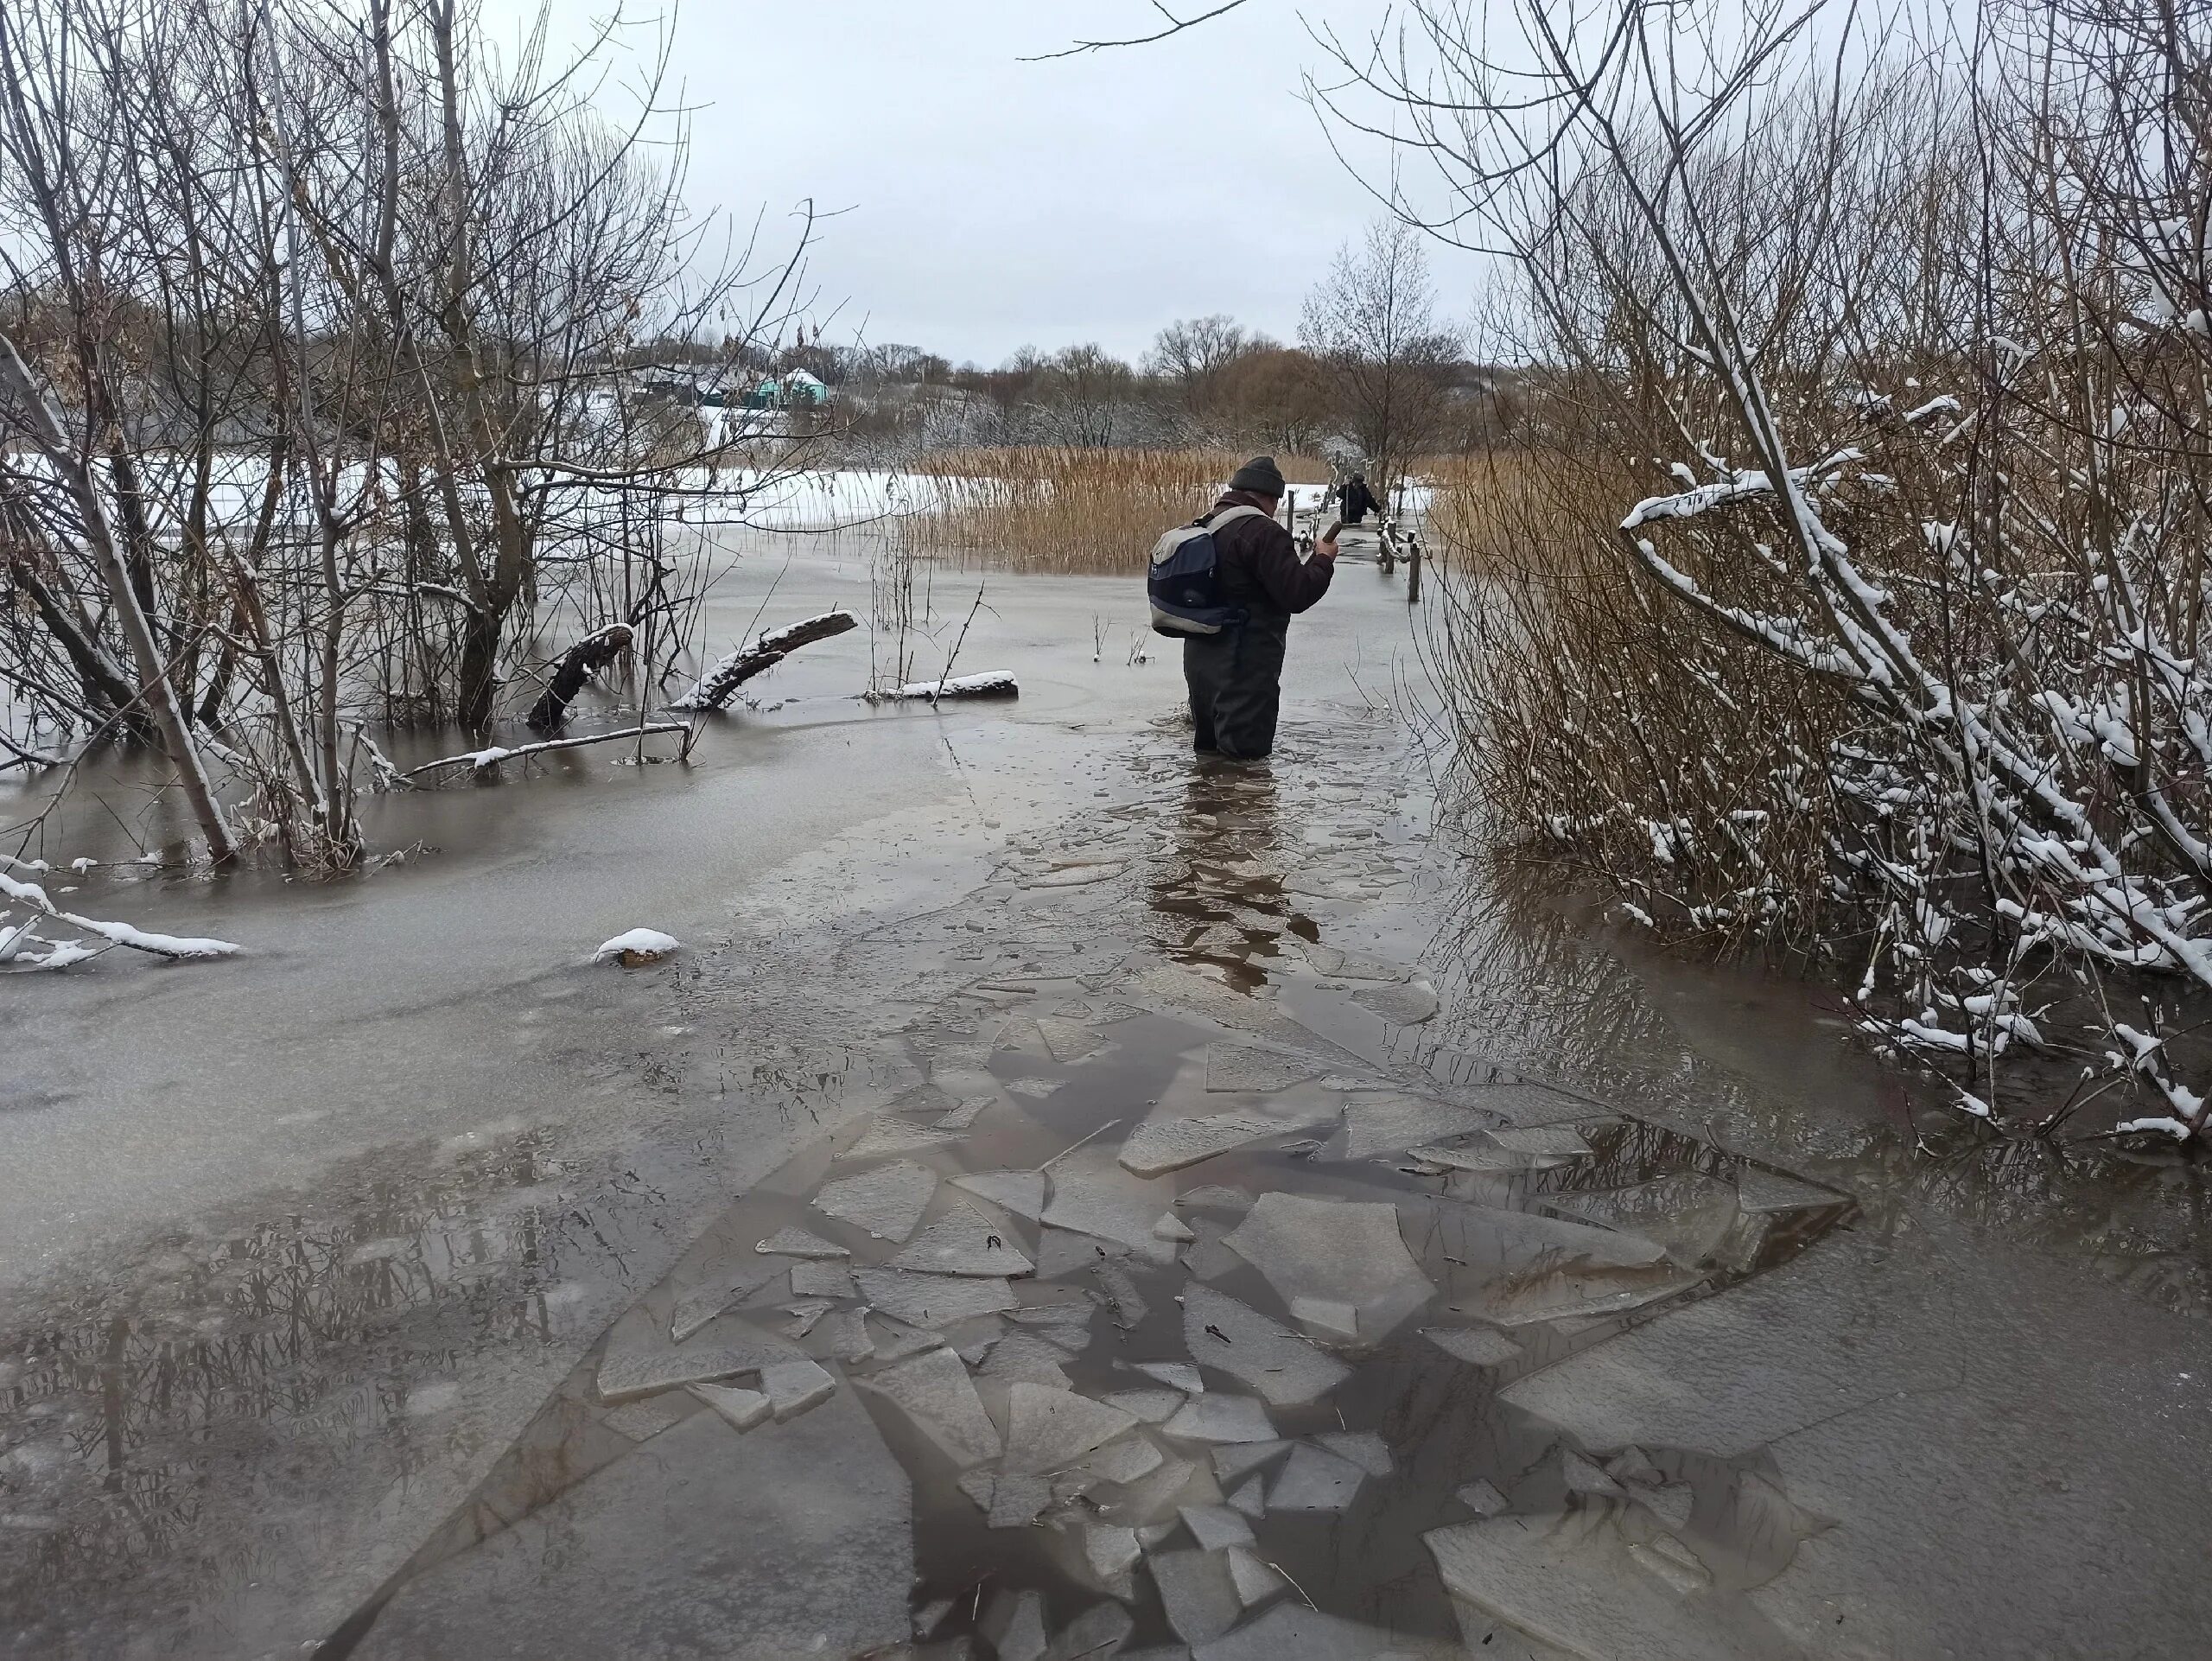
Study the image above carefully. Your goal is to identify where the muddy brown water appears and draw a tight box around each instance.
[4,532,2210,1659]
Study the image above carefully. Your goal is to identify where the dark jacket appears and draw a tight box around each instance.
[1342,479,1377,520]
[1205,490,1334,620]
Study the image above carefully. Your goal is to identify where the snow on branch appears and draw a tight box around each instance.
[0,869,240,962]
[670,609,860,713]
[402,723,691,781]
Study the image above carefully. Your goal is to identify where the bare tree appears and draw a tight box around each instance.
[0,0,820,875]
[1316,0,2212,1142]
[1299,220,1461,497]
[1145,315,1259,417]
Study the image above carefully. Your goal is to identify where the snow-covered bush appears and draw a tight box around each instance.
[1344,0,2212,1140]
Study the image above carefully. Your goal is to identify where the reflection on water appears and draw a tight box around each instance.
[0,1127,698,1657]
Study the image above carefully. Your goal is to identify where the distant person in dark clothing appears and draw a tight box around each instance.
[1184,455,1338,761]
[1341,472,1377,525]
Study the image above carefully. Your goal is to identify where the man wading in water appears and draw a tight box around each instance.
[1183,455,1339,761]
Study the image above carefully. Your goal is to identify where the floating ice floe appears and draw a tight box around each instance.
[888,1201,1037,1276]
[852,1266,1017,1327]
[813,1160,938,1241]
[1223,1192,1434,1343]
[1183,1282,1350,1406]
[858,1346,1001,1465]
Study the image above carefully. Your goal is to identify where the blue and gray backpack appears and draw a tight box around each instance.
[1147,504,1267,637]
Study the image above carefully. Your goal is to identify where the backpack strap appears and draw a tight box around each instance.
[1205,505,1269,531]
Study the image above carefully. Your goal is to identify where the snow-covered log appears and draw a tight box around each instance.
[868,671,1020,703]
[670,610,860,713]
[401,722,690,781]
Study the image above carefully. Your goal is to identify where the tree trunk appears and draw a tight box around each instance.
[0,333,237,861]
[457,606,504,733]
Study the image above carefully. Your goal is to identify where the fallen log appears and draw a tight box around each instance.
[527,623,633,731]
[402,722,690,781]
[866,671,1020,703]
[671,609,860,713]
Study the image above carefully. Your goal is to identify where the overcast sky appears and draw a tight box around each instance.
[493,1,1408,366]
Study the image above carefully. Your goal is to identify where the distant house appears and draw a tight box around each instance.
[743,369,831,411]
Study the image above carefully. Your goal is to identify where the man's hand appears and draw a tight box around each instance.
[1314,533,1339,562]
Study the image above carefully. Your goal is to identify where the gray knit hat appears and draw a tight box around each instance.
[1230,455,1286,497]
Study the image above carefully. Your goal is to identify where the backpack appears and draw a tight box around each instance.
[1147,505,1268,637]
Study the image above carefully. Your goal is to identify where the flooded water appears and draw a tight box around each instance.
[6,533,2211,1658]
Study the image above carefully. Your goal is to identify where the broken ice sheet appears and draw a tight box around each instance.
[1001,1383,1141,1473]
[1084,1522,1143,1581]
[1079,1434,1166,1486]
[1096,1452,1221,1526]
[1040,1146,1180,1261]
[1034,1226,1128,1279]
[1179,1502,1255,1551]
[1119,1111,1288,1177]
[889,1202,1037,1276]
[866,1313,944,1362]
[1046,1601,1135,1661]
[597,1317,795,1405]
[753,1225,848,1259]
[854,1267,1019,1328]
[1135,1361,1204,1393]
[688,1383,771,1432]
[1149,1547,1243,1644]
[1163,1394,1275,1444]
[842,1117,968,1160]
[1352,978,1439,1026]
[1547,1174,1739,1268]
[1403,1196,1668,1287]
[1457,1477,1510,1517]
[1204,1042,1323,1092]
[934,1095,996,1130]
[1734,1163,1848,1214]
[788,1261,855,1299]
[1223,1192,1434,1342]
[951,1168,1047,1220]
[760,1357,836,1420]
[1226,1543,1286,1607]
[813,1160,939,1241]
[979,1588,1048,1661]
[1269,1441,1370,1511]
[668,1257,788,1344]
[978,1333,1073,1390]
[1211,1438,1289,1485]
[855,1346,1002,1466]
[1101,1389,1182,1424]
[1324,1094,1491,1161]
[1475,1264,1704,1328]
[1290,1296,1358,1341]
[1427,1512,1786,1661]
[1183,1282,1350,1407]
[1425,1325,1523,1367]
[806,1309,874,1365]
[1178,1183,1255,1215]
[1316,1430,1392,1476]
[988,1472,1054,1528]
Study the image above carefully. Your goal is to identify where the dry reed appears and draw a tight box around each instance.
[897,446,1330,573]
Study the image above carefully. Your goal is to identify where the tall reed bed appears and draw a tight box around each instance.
[897,447,1329,573]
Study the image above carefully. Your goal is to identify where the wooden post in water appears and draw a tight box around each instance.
[1283,487,1296,530]
[1407,531,1422,605]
